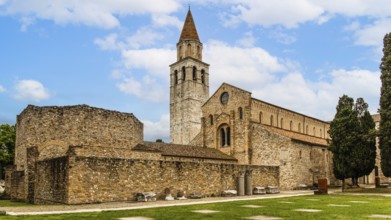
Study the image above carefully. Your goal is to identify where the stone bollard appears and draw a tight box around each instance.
[237,171,245,196]
[245,170,253,195]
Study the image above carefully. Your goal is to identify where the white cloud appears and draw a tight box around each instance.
[2,0,181,29]
[236,31,255,47]
[116,75,168,103]
[94,33,123,51]
[353,18,391,47]
[126,27,164,49]
[252,69,380,120]
[142,114,170,141]
[121,48,175,79]
[0,85,5,93]
[222,0,324,28]
[14,79,51,102]
[268,28,296,45]
[152,14,182,29]
[204,40,286,90]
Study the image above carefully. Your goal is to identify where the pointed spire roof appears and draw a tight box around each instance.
[179,8,200,42]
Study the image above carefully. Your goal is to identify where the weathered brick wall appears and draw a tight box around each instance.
[34,157,68,204]
[15,105,143,171]
[65,156,278,204]
[250,123,331,189]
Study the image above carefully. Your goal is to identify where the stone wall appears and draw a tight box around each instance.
[15,105,143,171]
[250,123,332,189]
[34,157,68,204]
[250,99,330,139]
[40,156,277,204]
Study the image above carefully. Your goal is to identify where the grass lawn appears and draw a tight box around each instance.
[0,200,32,207]
[1,194,391,219]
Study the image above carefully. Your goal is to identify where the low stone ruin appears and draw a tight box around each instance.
[253,186,266,195]
[222,190,237,197]
[266,186,280,194]
[136,192,156,202]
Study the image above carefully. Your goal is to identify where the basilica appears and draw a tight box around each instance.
[5,9,353,204]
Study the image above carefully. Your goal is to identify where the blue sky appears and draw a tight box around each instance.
[0,0,389,141]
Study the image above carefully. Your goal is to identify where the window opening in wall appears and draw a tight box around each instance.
[182,66,186,81]
[174,70,178,84]
[187,43,191,56]
[193,66,197,80]
[298,123,301,133]
[201,69,205,84]
[219,125,231,147]
[313,127,316,136]
[179,46,182,60]
[290,121,293,131]
[270,115,274,126]
[306,125,309,134]
[209,114,213,125]
[239,107,243,120]
[320,129,323,138]
[280,118,284,129]
[299,150,302,159]
[259,112,263,123]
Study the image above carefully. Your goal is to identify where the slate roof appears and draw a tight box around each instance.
[132,141,237,161]
[179,8,200,42]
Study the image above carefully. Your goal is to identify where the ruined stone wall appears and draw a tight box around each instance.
[250,123,331,189]
[34,157,68,204]
[65,156,278,204]
[250,99,330,139]
[15,105,143,171]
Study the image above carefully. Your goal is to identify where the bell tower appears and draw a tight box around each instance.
[170,8,209,144]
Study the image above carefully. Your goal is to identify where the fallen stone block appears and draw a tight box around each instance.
[253,186,266,195]
[266,186,280,194]
[222,190,237,197]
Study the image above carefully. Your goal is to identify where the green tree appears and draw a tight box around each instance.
[379,32,391,177]
[350,98,376,186]
[0,124,15,179]
[328,95,359,191]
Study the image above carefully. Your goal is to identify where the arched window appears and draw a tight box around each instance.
[280,118,284,129]
[239,107,243,120]
[187,43,191,56]
[299,150,302,159]
[270,115,274,126]
[197,45,200,58]
[209,114,213,125]
[179,46,182,60]
[174,70,178,84]
[182,66,186,81]
[259,112,263,123]
[313,127,316,136]
[193,66,197,80]
[298,123,301,133]
[219,125,231,147]
[290,121,293,131]
[201,69,205,84]
[306,125,309,134]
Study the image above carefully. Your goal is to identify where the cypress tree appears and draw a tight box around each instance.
[329,95,359,191]
[379,32,391,177]
[350,98,376,185]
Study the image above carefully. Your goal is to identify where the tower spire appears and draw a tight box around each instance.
[179,8,200,42]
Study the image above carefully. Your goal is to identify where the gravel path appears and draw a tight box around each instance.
[2,190,313,216]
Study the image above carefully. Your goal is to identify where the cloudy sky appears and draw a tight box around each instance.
[0,0,389,141]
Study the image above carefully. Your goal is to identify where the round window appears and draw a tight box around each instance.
[220,92,229,104]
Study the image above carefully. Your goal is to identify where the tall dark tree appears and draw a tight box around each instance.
[379,32,391,177]
[0,124,15,179]
[328,95,359,191]
[350,98,376,186]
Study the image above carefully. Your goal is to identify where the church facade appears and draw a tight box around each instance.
[6,9,341,204]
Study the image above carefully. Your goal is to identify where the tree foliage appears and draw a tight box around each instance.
[0,124,15,179]
[379,32,391,177]
[328,95,376,187]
